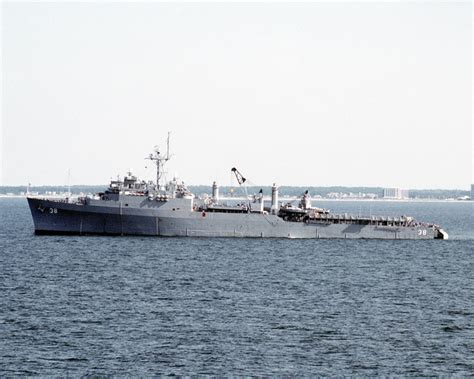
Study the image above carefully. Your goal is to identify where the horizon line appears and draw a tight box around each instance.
[0,184,471,192]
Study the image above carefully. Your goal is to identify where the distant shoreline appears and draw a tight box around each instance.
[1,184,471,202]
[1,194,471,203]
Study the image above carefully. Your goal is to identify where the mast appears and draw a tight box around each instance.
[166,131,170,160]
[67,169,71,196]
[146,132,171,190]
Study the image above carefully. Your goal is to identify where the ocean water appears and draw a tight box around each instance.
[0,198,472,375]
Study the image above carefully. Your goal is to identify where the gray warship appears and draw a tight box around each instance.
[27,136,448,240]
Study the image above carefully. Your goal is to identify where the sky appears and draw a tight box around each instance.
[1,1,472,189]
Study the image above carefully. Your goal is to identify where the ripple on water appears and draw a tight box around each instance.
[0,199,473,375]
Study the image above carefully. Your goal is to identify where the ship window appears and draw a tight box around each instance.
[125,204,129,206]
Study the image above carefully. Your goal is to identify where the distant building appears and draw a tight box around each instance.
[383,188,409,199]
[326,191,379,199]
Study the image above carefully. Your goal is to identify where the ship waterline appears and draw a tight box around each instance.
[27,139,448,240]
[27,195,447,240]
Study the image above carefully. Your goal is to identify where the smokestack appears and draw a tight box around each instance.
[271,183,279,214]
[212,181,219,203]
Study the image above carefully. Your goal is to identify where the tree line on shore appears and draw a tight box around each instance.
[0,185,470,200]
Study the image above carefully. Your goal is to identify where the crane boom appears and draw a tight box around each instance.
[231,167,246,185]
[231,167,249,201]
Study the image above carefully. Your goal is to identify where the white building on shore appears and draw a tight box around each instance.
[383,188,409,199]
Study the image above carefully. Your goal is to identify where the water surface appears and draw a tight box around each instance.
[0,199,472,375]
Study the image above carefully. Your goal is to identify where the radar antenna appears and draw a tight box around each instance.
[146,132,172,190]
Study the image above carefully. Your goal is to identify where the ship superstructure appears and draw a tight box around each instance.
[27,137,448,240]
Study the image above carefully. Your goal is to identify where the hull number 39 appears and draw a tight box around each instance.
[418,229,427,236]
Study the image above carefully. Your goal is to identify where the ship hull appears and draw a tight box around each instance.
[28,197,443,240]
[156,211,437,239]
[28,197,160,236]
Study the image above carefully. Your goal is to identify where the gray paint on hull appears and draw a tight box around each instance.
[27,197,438,240]
[157,212,434,239]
